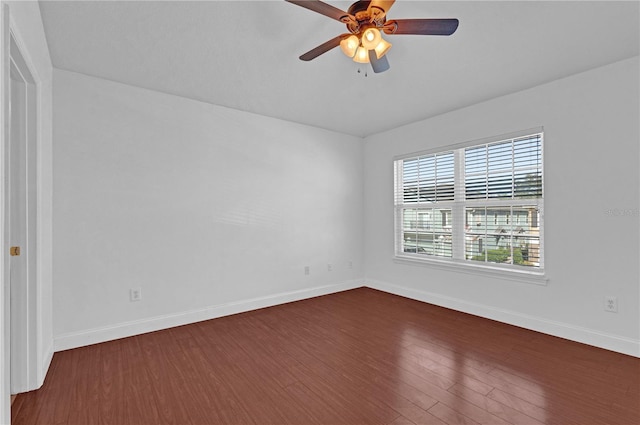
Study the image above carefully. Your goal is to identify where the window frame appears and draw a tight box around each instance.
[393,128,546,285]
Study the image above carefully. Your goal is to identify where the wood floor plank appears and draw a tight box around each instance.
[193,327,314,425]
[67,345,102,425]
[449,362,548,408]
[148,329,224,425]
[99,339,128,425]
[283,381,348,424]
[428,402,482,425]
[486,388,587,425]
[405,344,497,383]
[120,336,162,425]
[257,304,442,416]
[399,350,494,395]
[185,323,299,425]
[12,288,640,425]
[388,415,419,425]
[389,365,513,425]
[448,383,545,425]
[392,402,448,425]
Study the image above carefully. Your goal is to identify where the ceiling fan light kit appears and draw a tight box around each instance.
[286,0,459,73]
[374,38,392,59]
[340,35,359,57]
[361,27,382,49]
[354,45,370,63]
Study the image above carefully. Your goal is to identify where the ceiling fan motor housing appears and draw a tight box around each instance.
[344,0,387,34]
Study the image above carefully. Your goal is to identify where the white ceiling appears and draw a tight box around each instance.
[38,0,639,137]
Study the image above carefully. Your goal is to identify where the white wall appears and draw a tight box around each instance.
[51,53,638,357]
[363,57,640,356]
[5,0,54,388]
[52,69,364,350]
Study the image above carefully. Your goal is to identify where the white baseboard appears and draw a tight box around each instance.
[54,280,364,352]
[366,278,640,358]
[53,278,639,358]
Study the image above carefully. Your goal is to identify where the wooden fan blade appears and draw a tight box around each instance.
[383,18,459,36]
[299,34,348,61]
[286,0,355,24]
[368,49,390,73]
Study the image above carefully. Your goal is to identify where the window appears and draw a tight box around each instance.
[394,130,543,274]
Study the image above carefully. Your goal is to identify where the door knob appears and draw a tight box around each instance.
[10,246,20,256]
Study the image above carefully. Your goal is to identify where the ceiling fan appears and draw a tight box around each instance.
[285,0,459,73]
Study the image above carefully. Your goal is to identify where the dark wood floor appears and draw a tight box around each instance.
[12,288,640,425]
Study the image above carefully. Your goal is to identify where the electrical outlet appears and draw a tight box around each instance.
[604,296,618,313]
[130,288,142,302]
[304,266,310,275]
[327,264,332,271]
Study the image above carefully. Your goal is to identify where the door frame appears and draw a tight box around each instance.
[1,4,11,424]
[1,4,42,423]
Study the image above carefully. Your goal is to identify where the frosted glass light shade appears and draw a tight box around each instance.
[340,35,359,58]
[353,46,370,63]
[374,38,392,58]
[369,49,390,73]
[361,28,382,50]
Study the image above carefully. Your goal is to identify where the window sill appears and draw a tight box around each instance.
[393,254,548,286]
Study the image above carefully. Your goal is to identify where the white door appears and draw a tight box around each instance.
[9,56,28,395]
[8,32,38,396]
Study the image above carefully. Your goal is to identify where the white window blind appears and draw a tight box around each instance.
[465,135,542,200]
[401,152,455,203]
[394,131,544,273]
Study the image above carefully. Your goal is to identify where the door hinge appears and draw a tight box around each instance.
[10,246,20,256]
